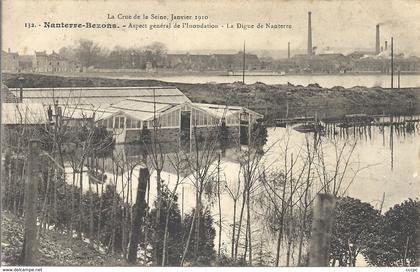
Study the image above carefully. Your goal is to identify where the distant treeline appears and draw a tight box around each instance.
[59,39,262,71]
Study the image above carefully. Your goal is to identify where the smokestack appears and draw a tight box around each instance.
[288,42,291,59]
[385,40,388,51]
[376,24,380,55]
[308,12,313,56]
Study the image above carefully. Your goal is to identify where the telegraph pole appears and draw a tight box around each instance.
[391,37,394,89]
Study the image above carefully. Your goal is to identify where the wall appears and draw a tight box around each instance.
[124,127,181,144]
[124,125,240,147]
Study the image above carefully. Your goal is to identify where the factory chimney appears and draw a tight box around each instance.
[375,24,380,55]
[288,42,291,59]
[385,40,388,51]
[307,12,313,56]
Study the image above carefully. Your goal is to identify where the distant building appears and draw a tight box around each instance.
[1,49,19,72]
[211,52,260,71]
[166,52,261,71]
[167,53,213,71]
[33,51,81,73]
[33,51,49,72]
[353,56,420,73]
[347,51,376,60]
[291,53,350,73]
[18,55,34,72]
[259,56,275,70]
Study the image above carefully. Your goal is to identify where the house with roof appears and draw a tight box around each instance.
[1,101,50,148]
[98,99,262,145]
[33,51,81,73]
[1,102,48,126]
[1,49,19,72]
[7,86,263,146]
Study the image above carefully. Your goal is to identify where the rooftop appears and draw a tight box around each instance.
[1,102,48,125]
[8,86,190,108]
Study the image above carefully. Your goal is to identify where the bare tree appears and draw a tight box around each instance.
[161,151,187,266]
[180,126,219,265]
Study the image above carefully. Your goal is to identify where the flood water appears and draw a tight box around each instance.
[65,118,420,265]
[106,73,420,88]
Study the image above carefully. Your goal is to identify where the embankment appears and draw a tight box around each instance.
[3,73,419,121]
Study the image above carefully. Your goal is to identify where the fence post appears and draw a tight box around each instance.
[309,193,336,266]
[21,139,41,265]
[127,167,149,264]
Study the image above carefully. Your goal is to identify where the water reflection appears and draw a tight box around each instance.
[321,115,420,172]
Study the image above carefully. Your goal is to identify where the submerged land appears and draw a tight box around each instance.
[3,73,420,123]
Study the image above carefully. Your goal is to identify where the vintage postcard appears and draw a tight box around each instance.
[1,0,419,270]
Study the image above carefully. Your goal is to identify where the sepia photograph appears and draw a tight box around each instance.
[0,0,419,270]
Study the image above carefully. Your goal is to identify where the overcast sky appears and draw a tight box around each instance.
[2,0,420,56]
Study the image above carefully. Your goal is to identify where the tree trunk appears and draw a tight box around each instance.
[121,168,127,258]
[217,154,222,260]
[234,191,246,260]
[275,217,284,266]
[110,164,119,253]
[38,166,51,237]
[20,140,40,265]
[127,168,149,264]
[297,205,308,266]
[90,156,97,243]
[286,154,294,266]
[97,158,105,247]
[298,157,312,266]
[88,168,94,243]
[97,182,104,248]
[162,179,181,266]
[78,157,85,239]
[69,168,76,240]
[180,207,197,266]
[247,189,252,265]
[231,199,237,259]
[154,169,162,264]
[194,190,202,262]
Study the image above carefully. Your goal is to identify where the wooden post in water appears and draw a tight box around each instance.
[21,140,41,265]
[309,193,336,267]
[127,167,149,264]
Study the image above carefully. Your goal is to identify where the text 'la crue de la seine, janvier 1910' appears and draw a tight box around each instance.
[23,13,292,31]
